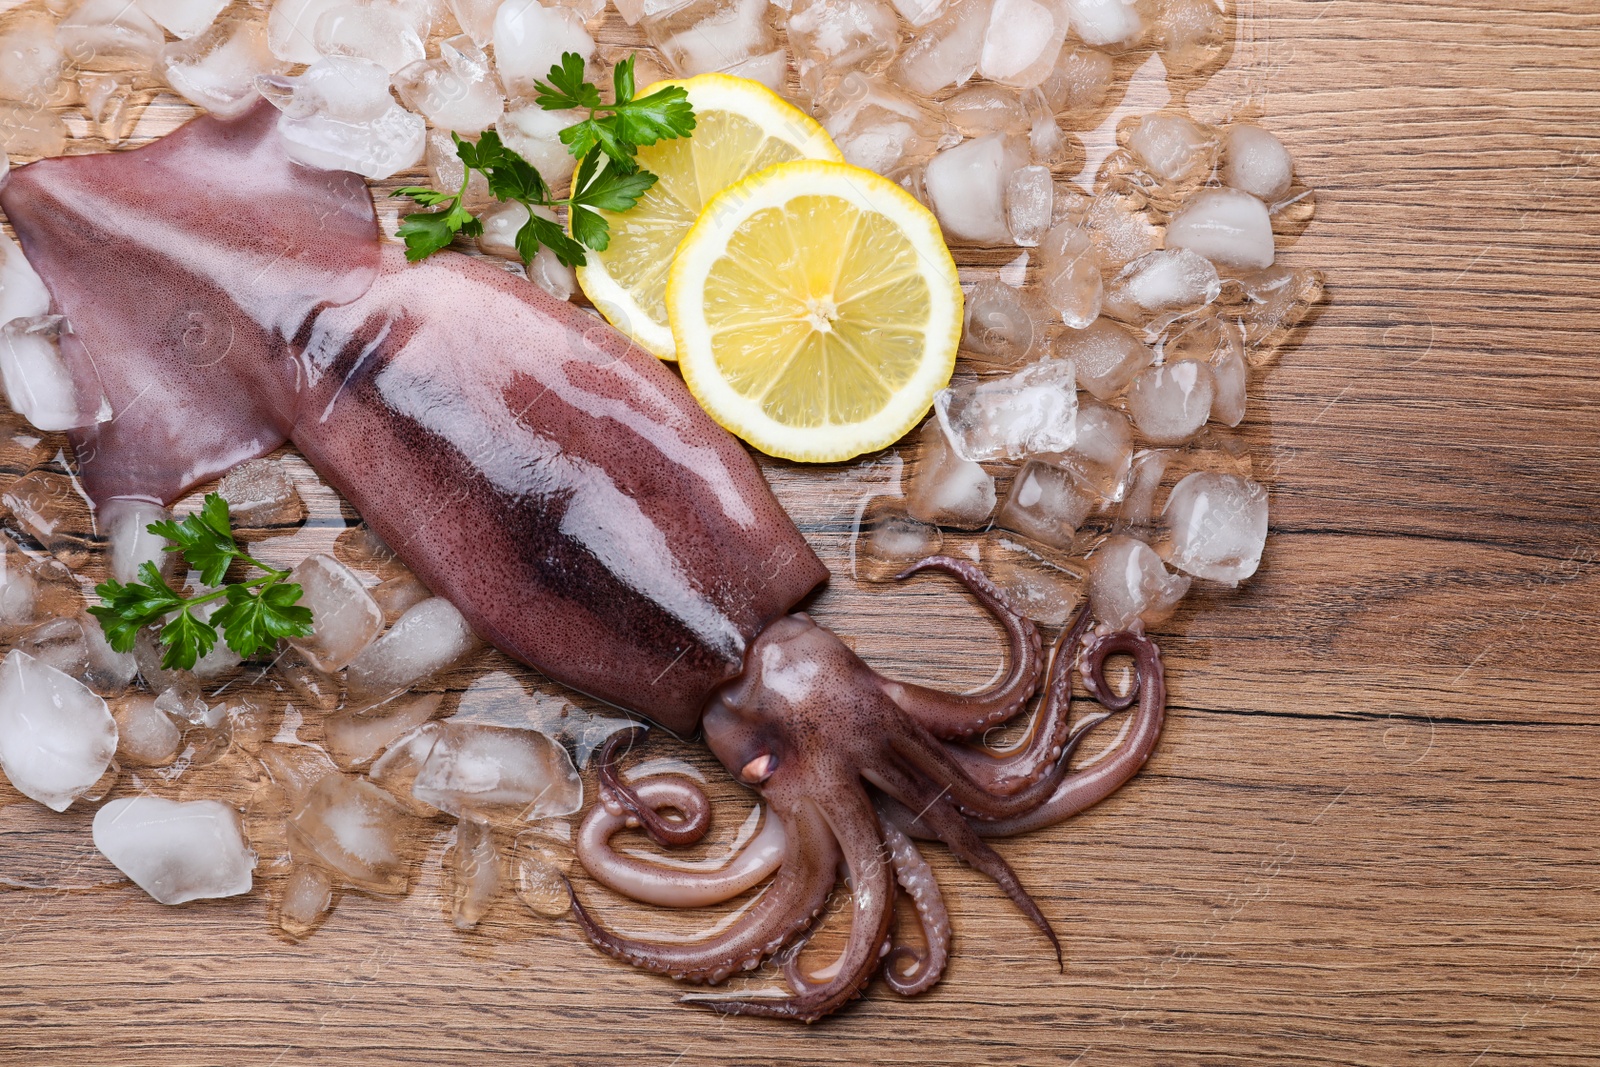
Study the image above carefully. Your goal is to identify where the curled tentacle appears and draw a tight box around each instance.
[877,809,950,996]
[879,557,1044,740]
[577,784,788,908]
[596,728,710,848]
[568,800,840,984]
[698,781,897,1022]
[865,759,1061,969]
[976,631,1167,838]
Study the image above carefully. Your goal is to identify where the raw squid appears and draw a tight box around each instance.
[0,103,1166,1022]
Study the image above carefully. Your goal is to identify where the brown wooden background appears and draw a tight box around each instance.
[2,0,1600,1064]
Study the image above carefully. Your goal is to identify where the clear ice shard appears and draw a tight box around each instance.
[1160,471,1268,584]
[93,797,255,905]
[934,358,1078,462]
[0,648,118,812]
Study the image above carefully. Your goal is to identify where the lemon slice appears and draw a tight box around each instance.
[574,74,843,360]
[667,160,963,463]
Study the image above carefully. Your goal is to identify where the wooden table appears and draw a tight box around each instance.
[2,0,1598,1063]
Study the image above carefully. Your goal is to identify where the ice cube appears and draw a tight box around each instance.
[344,596,480,707]
[16,616,88,677]
[1158,0,1227,74]
[1086,534,1189,630]
[0,19,66,105]
[815,73,944,177]
[1064,0,1141,47]
[2,469,81,545]
[0,103,67,159]
[925,133,1027,244]
[101,499,167,585]
[1160,471,1267,583]
[426,128,492,204]
[258,57,427,180]
[267,0,346,64]
[159,20,282,120]
[1165,188,1275,271]
[79,72,129,135]
[216,459,303,530]
[1232,265,1325,361]
[962,279,1036,364]
[1053,316,1149,399]
[279,863,334,934]
[1039,43,1113,113]
[645,0,773,78]
[372,572,432,625]
[287,771,412,893]
[478,199,532,260]
[0,649,117,812]
[997,460,1094,551]
[611,0,681,25]
[286,553,383,672]
[892,0,992,95]
[1210,341,1247,426]
[979,0,1065,87]
[449,816,503,928]
[134,0,226,39]
[495,0,595,100]
[393,34,504,133]
[57,0,164,66]
[526,240,578,301]
[497,105,581,190]
[269,646,342,711]
[1162,312,1247,426]
[719,48,788,91]
[1127,360,1214,444]
[905,419,995,529]
[890,0,947,26]
[0,538,38,632]
[851,497,942,582]
[0,317,94,432]
[514,832,571,916]
[979,535,1084,625]
[112,694,181,765]
[1,229,52,337]
[410,721,583,820]
[132,627,195,693]
[324,691,444,767]
[788,0,899,96]
[83,619,139,694]
[944,84,1028,138]
[1104,248,1220,319]
[1126,113,1214,182]
[935,359,1078,462]
[447,0,498,43]
[1027,103,1069,166]
[1048,396,1132,498]
[93,797,255,905]
[1222,123,1294,203]
[1085,189,1162,272]
[314,3,426,73]
[1038,222,1102,328]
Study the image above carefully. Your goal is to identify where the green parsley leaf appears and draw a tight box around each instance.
[521,213,589,269]
[147,492,239,587]
[212,583,314,657]
[533,52,602,111]
[159,606,218,672]
[610,85,696,149]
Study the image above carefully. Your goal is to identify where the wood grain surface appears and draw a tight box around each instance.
[2,0,1600,1064]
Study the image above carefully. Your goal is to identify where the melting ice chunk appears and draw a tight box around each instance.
[1053,317,1149,400]
[980,535,1084,626]
[893,0,991,95]
[112,694,182,766]
[497,105,581,190]
[924,133,1027,244]
[1041,44,1113,112]
[93,797,255,905]
[103,499,171,585]
[0,19,66,104]
[1,229,51,343]
[134,0,227,39]
[409,721,583,821]
[997,459,1094,551]
[314,4,426,73]
[449,816,503,929]
[217,457,304,526]
[287,554,383,672]
[962,279,1035,364]
[646,0,774,79]
[1105,248,1221,319]
[266,0,347,64]
[393,35,505,134]
[1005,164,1054,247]
[288,772,412,893]
[1064,0,1142,47]
[324,691,444,767]
[1160,471,1268,583]
[0,649,118,812]
[1126,113,1215,182]
[494,0,595,100]
[934,359,1077,462]
[57,0,165,66]
[816,73,943,177]
[1127,360,1215,444]
[160,21,284,120]
[258,56,426,180]
[1165,188,1276,271]
[978,0,1065,88]
[1086,535,1190,630]
[852,497,942,582]
[788,0,899,96]
[1050,397,1133,499]
[16,616,89,677]
[279,864,334,934]
[345,597,480,707]
[447,0,499,43]
[905,419,996,529]
[1223,123,1294,202]
[1038,222,1102,329]
[0,316,93,432]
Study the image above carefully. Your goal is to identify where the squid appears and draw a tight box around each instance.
[0,102,1167,1021]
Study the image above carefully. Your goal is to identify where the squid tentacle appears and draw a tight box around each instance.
[704,784,897,1022]
[567,801,840,985]
[865,759,1062,968]
[975,631,1167,838]
[576,780,788,908]
[879,557,1044,741]
[877,808,951,997]
[596,727,711,848]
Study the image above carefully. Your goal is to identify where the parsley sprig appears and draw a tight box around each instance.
[392,53,695,268]
[88,493,313,671]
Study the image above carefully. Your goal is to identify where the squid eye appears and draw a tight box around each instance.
[739,753,777,784]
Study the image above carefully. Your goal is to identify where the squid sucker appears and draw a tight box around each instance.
[0,103,1168,1022]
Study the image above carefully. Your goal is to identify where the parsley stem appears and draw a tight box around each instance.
[179,569,288,611]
